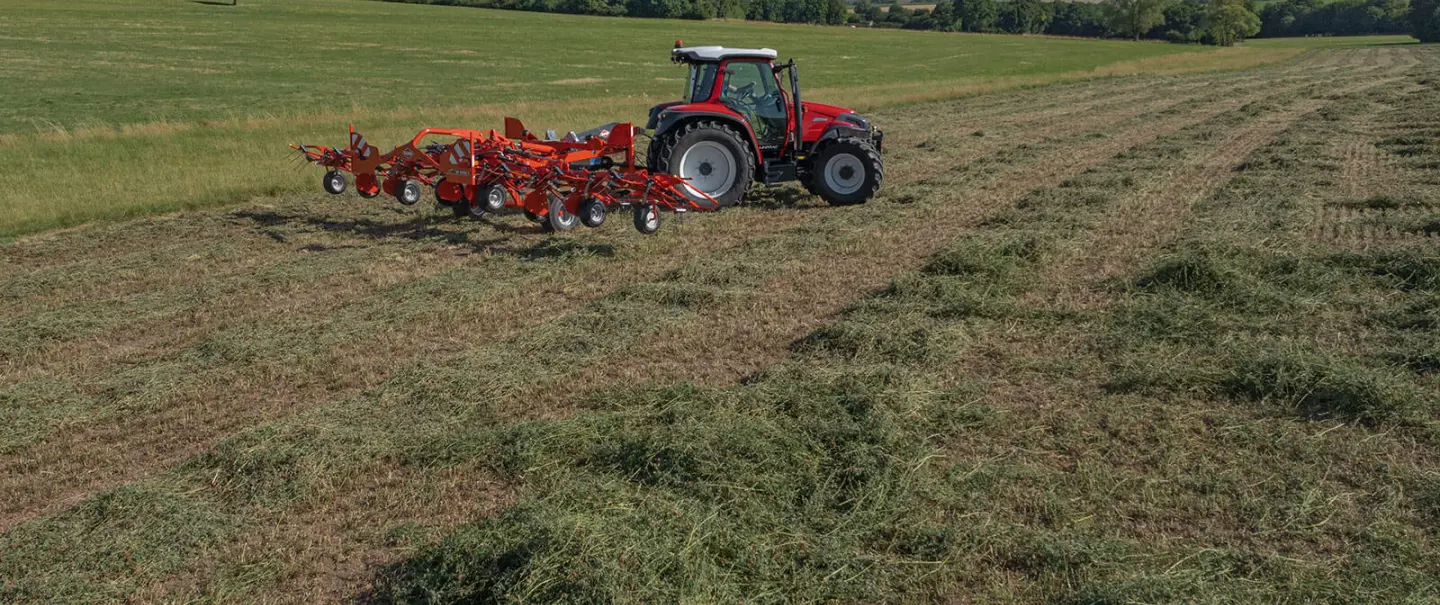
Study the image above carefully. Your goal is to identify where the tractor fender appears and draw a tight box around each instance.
[649,108,764,172]
[807,123,871,155]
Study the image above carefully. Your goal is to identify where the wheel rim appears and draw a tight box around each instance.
[643,206,659,231]
[325,173,344,193]
[485,186,506,211]
[585,202,604,224]
[823,153,865,196]
[555,210,576,228]
[678,141,737,199]
[399,183,419,204]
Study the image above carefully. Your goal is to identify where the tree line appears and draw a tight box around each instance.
[380,0,1439,43]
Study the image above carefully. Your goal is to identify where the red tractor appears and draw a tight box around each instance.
[646,43,885,207]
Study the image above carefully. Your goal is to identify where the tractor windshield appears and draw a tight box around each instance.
[684,63,719,103]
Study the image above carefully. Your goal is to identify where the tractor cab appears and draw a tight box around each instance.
[646,43,884,207]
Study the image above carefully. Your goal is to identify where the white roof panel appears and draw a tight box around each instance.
[673,46,778,62]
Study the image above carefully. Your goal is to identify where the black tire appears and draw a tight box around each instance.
[547,194,578,232]
[579,198,606,228]
[633,204,661,235]
[322,171,346,195]
[451,188,473,219]
[524,210,545,224]
[395,180,422,206]
[808,137,883,207]
[648,119,755,207]
[475,183,509,213]
[435,178,463,211]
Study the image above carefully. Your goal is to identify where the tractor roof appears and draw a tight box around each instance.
[671,45,778,63]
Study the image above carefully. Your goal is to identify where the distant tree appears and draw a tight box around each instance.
[926,0,956,29]
[1415,0,1440,42]
[1047,1,1107,37]
[955,0,999,31]
[853,0,882,21]
[885,0,912,21]
[1104,0,1171,39]
[999,0,1052,33]
[1204,0,1259,45]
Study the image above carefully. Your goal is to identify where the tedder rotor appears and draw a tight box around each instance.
[293,43,884,234]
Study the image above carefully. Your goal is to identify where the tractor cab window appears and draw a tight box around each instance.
[720,61,787,148]
[685,63,719,103]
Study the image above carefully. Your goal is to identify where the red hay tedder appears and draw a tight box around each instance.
[293,43,885,234]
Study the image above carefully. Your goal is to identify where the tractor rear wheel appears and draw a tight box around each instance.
[649,120,754,207]
[322,171,346,195]
[806,136,883,207]
[395,180,422,206]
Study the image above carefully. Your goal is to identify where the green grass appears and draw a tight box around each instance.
[0,0,1320,239]
[3,45,1435,603]
[0,0,1214,134]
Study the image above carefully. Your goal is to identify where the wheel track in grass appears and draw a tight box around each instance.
[1030,75,1412,312]
[125,54,1400,604]
[0,55,1388,599]
[582,66,1402,393]
[0,56,1350,443]
[0,57,1324,533]
[0,65,1252,374]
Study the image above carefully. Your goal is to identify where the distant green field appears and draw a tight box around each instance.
[0,0,1214,135]
[0,0,1375,238]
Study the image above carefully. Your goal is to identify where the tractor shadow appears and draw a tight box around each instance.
[742,186,825,211]
[230,209,614,259]
[188,0,238,5]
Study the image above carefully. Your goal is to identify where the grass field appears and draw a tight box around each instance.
[2,1,1438,603]
[0,0,1337,239]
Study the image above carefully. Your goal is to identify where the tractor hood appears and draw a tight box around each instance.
[801,101,872,132]
[800,101,852,120]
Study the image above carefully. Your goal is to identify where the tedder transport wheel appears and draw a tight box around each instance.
[580,198,606,228]
[649,120,754,207]
[633,204,661,235]
[547,194,578,232]
[395,180,422,206]
[475,183,509,213]
[323,171,347,195]
[807,136,883,207]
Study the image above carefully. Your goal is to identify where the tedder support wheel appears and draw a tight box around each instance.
[547,194,578,232]
[808,136,883,207]
[579,198,606,228]
[633,204,661,235]
[524,210,545,224]
[323,171,347,195]
[395,180,422,206]
[476,183,508,213]
[649,119,755,207]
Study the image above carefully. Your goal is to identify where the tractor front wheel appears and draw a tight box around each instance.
[395,180,422,206]
[649,120,754,207]
[806,137,883,207]
[322,171,346,195]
